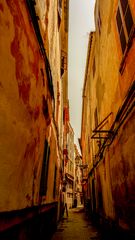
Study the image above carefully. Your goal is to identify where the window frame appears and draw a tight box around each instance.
[116,0,134,73]
[39,140,50,197]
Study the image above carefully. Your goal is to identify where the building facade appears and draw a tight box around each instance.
[74,144,83,207]
[65,122,75,210]
[0,0,69,239]
[81,0,135,234]
[58,0,70,218]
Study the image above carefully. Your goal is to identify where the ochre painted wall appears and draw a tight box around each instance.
[81,0,135,231]
[0,0,59,212]
[95,0,135,230]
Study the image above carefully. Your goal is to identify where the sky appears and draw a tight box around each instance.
[68,0,95,148]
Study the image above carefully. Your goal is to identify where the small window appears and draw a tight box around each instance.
[116,0,134,54]
[53,166,57,198]
[39,140,50,197]
[94,107,98,128]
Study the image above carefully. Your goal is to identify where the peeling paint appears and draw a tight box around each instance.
[8,1,31,104]
[8,1,41,104]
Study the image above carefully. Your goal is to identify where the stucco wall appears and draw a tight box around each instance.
[82,0,135,231]
[0,1,59,212]
[93,0,135,230]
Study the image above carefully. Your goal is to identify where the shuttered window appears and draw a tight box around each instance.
[39,140,50,197]
[94,107,98,128]
[53,166,57,198]
[116,0,134,54]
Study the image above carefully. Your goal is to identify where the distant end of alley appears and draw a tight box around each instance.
[0,1,135,240]
[51,206,135,240]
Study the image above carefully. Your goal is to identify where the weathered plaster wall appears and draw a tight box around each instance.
[0,1,58,212]
[109,112,135,229]
[93,0,135,230]
[36,0,63,146]
[84,0,135,231]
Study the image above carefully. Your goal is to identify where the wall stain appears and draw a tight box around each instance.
[7,0,40,105]
[27,105,40,121]
[0,3,4,12]
[8,1,31,104]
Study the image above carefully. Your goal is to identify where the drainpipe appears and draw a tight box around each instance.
[25,0,54,100]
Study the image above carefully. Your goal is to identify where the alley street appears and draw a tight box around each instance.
[51,207,135,240]
[51,206,99,240]
[0,1,135,239]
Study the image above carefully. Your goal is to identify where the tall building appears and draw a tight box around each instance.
[65,122,75,210]
[81,0,135,233]
[74,144,83,207]
[58,0,70,218]
[0,1,69,239]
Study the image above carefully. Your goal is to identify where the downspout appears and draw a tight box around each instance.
[25,0,54,100]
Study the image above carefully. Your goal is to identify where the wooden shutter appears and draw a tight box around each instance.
[39,140,50,196]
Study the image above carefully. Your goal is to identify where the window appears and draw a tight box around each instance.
[67,193,73,198]
[94,107,98,128]
[116,0,134,54]
[39,140,50,197]
[58,0,62,29]
[53,166,57,198]
[61,50,67,76]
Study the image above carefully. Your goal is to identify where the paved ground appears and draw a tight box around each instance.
[51,206,135,240]
[51,207,100,240]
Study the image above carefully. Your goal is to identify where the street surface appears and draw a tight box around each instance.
[51,206,100,240]
[51,206,134,240]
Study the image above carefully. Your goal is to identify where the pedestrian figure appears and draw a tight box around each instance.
[63,202,68,217]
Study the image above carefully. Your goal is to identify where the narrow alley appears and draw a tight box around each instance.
[51,206,99,240]
[0,1,135,240]
[51,207,135,240]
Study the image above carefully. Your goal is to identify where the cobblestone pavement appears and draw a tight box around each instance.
[51,207,100,240]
